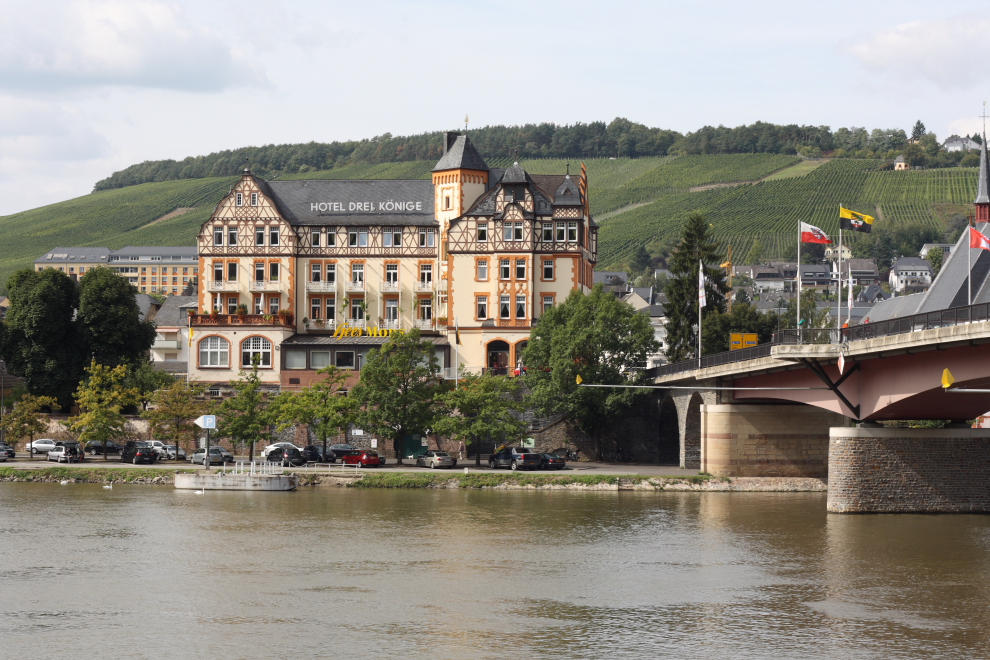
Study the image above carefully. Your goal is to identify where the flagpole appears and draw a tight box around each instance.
[968,221,973,306]
[837,218,843,337]
[797,221,801,342]
[454,317,459,388]
[697,259,703,368]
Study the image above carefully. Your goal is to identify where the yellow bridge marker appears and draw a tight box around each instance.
[575,374,583,385]
[941,368,955,389]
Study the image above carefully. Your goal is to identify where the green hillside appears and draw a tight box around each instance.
[0,155,979,290]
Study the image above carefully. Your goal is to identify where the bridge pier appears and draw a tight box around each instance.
[828,427,990,513]
[700,404,847,477]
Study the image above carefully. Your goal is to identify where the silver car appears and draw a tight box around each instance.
[416,450,456,469]
[190,447,233,465]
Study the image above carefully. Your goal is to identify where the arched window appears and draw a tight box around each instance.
[242,336,272,367]
[199,336,229,367]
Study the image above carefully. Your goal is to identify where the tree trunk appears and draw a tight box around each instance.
[593,427,602,462]
[393,429,403,465]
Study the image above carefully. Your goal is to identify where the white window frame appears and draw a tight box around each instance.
[199,336,229,367]
[236,193,243,207]
[241,336,272,368]
[543,259,554,280]
[477,259,488,281]
[515,295,526,319]
[477,296,488,319]
[251,192,259,207]
[213,226,224,245]
[499,295,511,319]
[477,222,488,242]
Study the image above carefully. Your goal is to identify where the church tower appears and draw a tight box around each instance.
[975,135,990,223]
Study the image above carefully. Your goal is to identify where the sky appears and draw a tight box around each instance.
[2,0,990,216]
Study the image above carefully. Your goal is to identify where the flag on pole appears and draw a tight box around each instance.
[454,317,461,345]
[970,226,990,251]
[839,207,874,233]
[698,260,706,308]
[800,221,832,244]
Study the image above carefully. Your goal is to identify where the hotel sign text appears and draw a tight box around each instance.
[311,201,424,213]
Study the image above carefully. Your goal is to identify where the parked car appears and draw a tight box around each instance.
[146,440,173,459]
[120,441,157,464]
[339,450,382,467]
[190,447,233,465]
[416,450,456,469]
[161,445,187,460]
[301,445,335,463]
[268,446,306,467]
[261,442,300,459]
[488,447,543,471]
[87,440,122,455]
[328,444,357,460]
[47,445,81,463]
[0,442,15,459]
[540,452,566,470]
[26,438,58,455]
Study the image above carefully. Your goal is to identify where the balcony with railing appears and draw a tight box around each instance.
[345,279,366,293]
[206,280,239,292]
[152,339,181,350]
[381,319,400,330]
[249,280,282,291]
[415,280,434,292]
[380,280,400,292]
[414,319,435,331]
[303,319,336,332]
[305,280,337,292]
[345,318,367,329]
[190,313,293,327]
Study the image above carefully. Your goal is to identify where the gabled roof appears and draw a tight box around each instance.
[917,222,990,311]
[260,179,436,226]
[554,175,583,206]
[891,257,931,272]
[977,136,990,204]
[501,162,528,185]
[154,295,197,327]
[432,133,489,173]
[35,247,112,263]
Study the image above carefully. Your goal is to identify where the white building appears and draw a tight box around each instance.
[889,257,932,293]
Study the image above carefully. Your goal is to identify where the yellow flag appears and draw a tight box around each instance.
[188,326,194,347]
[839,206,875,233]
[941,368,955,389]
[575,374,583,385]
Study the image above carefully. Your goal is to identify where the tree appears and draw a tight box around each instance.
[629,245,652,274]
[435,372,526,466]
[0,394,59,454]
[351,329,447,464]
[801,242,826,264]
[903,143,927,167]
[911,120,927,141]
[734,288,751,304]
[663,214,729,362]
[745,239,764,265]
[215,357,274,461]
[929,248,944,277]
[141,380,207,460]
[523,285,659,460]
[70,361,140,459]
[701,302,778,354]
[272,366,359,457]
[127,360,176,410]
[780,290,830,330]
[1,268,84,408]
[77,267,156,369]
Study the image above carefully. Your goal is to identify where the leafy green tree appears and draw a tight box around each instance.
[663,214,729,362]
[216,357,274,461]
[701,303,778,354]
[903,143,927,167]
[272,366,359,457]
[141,380,207,460]
[1,394,59,454]
[126,360,176,410]
[928,248,944,277]
[911,120,927,140]
[77,267,156,369]
[780,290,830,330]
[435,372,525,466]
[629,245,652,274]
[523,285,658,459]
[70,361,140,459]
[734,288,751,304]
[1,268,84,407]
[351,329,447,464]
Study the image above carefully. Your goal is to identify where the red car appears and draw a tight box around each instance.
[339,450,382,467]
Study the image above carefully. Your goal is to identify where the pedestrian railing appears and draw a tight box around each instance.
[230,461,283,475]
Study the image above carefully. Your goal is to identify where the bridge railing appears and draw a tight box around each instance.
[648,301,990,379]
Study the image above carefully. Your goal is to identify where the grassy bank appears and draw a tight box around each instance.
[0,467,192,484]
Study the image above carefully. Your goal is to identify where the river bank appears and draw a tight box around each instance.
[0,466,827,491]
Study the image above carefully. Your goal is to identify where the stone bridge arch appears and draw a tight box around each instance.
[670,381,719,469]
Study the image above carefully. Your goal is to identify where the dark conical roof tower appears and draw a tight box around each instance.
[976,134,990,223]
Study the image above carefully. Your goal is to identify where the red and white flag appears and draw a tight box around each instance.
[970,226,990,251]
[800,221,832,244]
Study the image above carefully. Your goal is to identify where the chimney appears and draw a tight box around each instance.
[444,131,460,154]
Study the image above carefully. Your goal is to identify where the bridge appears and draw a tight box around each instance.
[647,301,990,514]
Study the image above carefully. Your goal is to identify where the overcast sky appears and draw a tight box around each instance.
[1,0,989,216]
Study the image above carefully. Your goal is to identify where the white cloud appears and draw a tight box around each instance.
[0,96,110,161]
[0,0,266,92]
[842,16,990,90]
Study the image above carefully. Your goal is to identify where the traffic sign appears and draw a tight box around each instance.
[194,415,216,429]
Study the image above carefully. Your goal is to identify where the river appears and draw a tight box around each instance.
[1,484,989,659]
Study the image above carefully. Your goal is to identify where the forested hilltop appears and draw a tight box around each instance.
[94,118,966,192]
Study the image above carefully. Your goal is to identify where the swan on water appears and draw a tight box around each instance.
[103,483,113,489]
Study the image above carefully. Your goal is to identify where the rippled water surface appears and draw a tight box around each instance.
[2,483,989,659]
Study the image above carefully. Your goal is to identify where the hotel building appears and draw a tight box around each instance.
[144,133,596,389]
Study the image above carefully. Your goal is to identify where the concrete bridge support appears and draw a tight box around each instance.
[700,404,847,477]
[828,427,990,513]
[669,383,719,469]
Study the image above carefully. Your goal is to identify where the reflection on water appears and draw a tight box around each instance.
[1,484,989,659]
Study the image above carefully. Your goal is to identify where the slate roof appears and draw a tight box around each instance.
[154,295,197,327]
[35,247,112,263]
[859,284,889,302]
[432,134,489,172]
[501,163,528,185]
[843,258,879,275]
[154,361,188,374]
[593,271,628,285]
[868,292,925,321]
[977,137,990,204]
[112,246,197,259]
[281,334,450,347]
[134,294,159,321]
[891,257,932,273]
[262,180,436,227]
[553,175,583,206]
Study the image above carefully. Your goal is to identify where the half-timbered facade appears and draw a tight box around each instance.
[188,132,597,388]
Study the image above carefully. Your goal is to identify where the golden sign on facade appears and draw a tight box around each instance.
[332,324,405,339]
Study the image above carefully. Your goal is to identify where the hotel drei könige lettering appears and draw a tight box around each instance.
[310,201,425,213]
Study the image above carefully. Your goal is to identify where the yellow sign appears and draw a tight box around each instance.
[576,374,583,385]
[730,333,758,350]
[332,324,405,339]
[941,368,955,389]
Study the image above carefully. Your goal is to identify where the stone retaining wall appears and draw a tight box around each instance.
[828,427,990,513]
